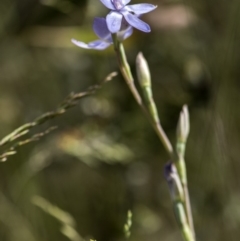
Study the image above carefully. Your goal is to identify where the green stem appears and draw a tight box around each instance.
[183,184,195,239]
[113,35,174,158]
[176,142,195,239]
[174,202,195,241]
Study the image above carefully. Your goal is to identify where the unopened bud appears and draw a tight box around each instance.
[177,105,190,143]
[164,162,184,201]
[136,52,151,87]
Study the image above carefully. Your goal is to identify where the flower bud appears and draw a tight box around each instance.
[164,162,184,201]
[136,52,151,87]
[177,105,190,143]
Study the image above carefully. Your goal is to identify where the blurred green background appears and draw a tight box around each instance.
[1,0,240,240]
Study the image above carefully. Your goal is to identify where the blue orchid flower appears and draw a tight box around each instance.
[100,0,157,33]
[72,17,133,50]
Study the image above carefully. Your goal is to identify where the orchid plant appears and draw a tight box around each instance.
[72,1,196,241]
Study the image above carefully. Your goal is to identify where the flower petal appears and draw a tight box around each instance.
[71,39,91,49]
[93,17,111,40]
[112,0,125,10]
[71,39,111,50]
[117,26,133,41]
[122,0,131,5]
[88,40,112,50]
[106,11,123,33]
[124,4,157,14]
[99,0,115,10]
[111,0,131,9]
[121,11,150,32]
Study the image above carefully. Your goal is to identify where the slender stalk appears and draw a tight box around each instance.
[112,35,174,158]
[176,143,195,239]
[165,163,194,241]
[174,202,195,241]
[184,184,195,239]
[176,106,195,238]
